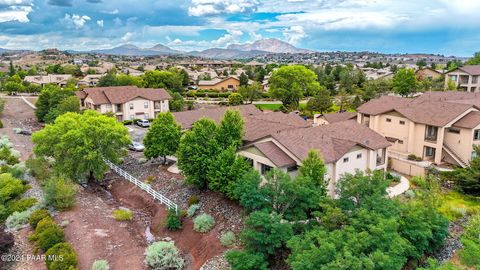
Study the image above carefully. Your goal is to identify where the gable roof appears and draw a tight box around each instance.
[269,120,390,164]
[173,105,261,129]
[357,96,413,115]
[318,112,357,124]
[253,141,296,167]
[453,111,480,129]
[76,86,171,105]
[198,76,239,86]
[454,65,480,76]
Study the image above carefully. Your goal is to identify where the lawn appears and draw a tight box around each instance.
[437,191,480,221]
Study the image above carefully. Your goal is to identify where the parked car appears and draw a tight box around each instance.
[136,119,150,127]
[128,141,145,152]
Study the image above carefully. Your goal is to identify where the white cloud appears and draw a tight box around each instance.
[211,29,243,47]
[121,32,133,42]
[189,0,259,16]
[0,0,32,23]
[102,8,119,15]
[283,25,305,44]
[63,14,91,29]
[96,19,104,27]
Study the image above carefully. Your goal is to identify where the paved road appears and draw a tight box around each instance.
[127,124,148,142]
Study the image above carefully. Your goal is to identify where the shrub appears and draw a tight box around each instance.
[37,226,65,252]
[145,175,155,185]
[25,156,51,183]
[145,241,185,270]
[6,209,33,230]
[29,217,57,242]
[193,214,215,233]
[187,204,200,218]
[0,173,28,203]
[165,209,182,231]
[226,250,268,270]
[91,259,110,270]
[187,195,199,206]
[45,242,78,270]
[0,120,3,128]
[44,177,76,210]
[407,154,422,161]
[29,209,51,229]
[459,215,480,268]
[112,209,133,221]
[220,231,236,247]
[0,228,14,253]
[122,120,133,125]
[228,93,243,106]
[7,197,37,213]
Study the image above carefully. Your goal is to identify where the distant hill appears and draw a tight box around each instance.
[92,44,180,56]
[192,48,270,59]
[228,38,313,54]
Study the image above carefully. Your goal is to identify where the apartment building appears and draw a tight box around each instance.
[445,65,480,92]
[75,86,171,121]
[358,92,480,175]
[173,105,390,195]
[24,74,72,87]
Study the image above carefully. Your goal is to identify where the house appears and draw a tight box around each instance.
[445,65,480,92]
[416,67,443,81]
[357,91,480,175]
[197,76,240,91]
[314,112,357,126]
[75,86,171,121]
[237,120,390,195]
[173,105,390,195]
[24,74,72,87]
[77,74,104,87]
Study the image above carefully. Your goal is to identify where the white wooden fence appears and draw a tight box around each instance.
[104,159,178,213]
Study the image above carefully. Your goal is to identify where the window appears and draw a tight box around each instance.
[472,151,478,160]
[398,140,404,144]
[399,120,406,125]
[448,127,460,134]
[260,163,272,175]
[343,157,349,163]
[425,146,436,157]
[474,130,480,140]
[129,103,134,110]
[227,84,234,89]
[244,158,254,167]
[425,125,438,141]
[287,165,298,172]
[356,153,362,159]
[449,75,457,81]
[386,118,392,122]
[144,101,149,109]
[105,104,112,110]
[145,113,149,119]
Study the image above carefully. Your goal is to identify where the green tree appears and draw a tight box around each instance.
[228,93,243,106]
[299,150,327,195]
[239,72,249,86]
[35,85,75,122]
[238,83,261,104]
[393,68,418,97]
[466,51,480,65]
[269,65,321,110]
[44,96,80,124]
[143,112,181,164]
[8,61,15,77]
[32,110,130,183]
[216,109,244,149]
[306,88,332,114]
[97,73,117,87]
[3,81,24,94]
[442,145,480,195]
[177,118,218,188]
[226,250,268,270]
[169,92,184,112]
[143,70,183,94]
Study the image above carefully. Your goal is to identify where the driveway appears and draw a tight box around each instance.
[127,124,148,143]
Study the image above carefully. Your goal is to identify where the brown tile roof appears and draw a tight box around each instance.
[396,100,473,127]
[416,91,480,107]
[453,111,480,129]
[457,65,480,76]
[76,86,171,105]
[357,95,413,115]
[271,120,390,163]
[319,112,357,123]
[253,141,296,167]
[198,76,239,86]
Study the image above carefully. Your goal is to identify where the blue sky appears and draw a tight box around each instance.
[0,0,479,56]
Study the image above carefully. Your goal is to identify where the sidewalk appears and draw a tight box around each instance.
[387,175,410,197]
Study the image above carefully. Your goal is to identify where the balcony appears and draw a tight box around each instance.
[115,105,123,114]
[424,126,438,143]
[154,102,162,110]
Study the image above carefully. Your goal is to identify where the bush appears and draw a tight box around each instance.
[6,208,36,230]
[187,195,199,206]
[29,217,57,242]
[0,120,3,128]
[122,120,133,125]
[145,241,185,270]
[29,209,51,229]
[91,259,110,270]
[226,250,268,270]
[0,228,14,253]
[45,242,78,270]
[26,156,51,183]
[407,154,422,161]
[37,226,65,252]
[7,197,37,213]
[145,175,155,185]
[112,209,133,221]
[220,231,236,247]
[228,93,243,106]
[165,209,182,231]
[44,177,76,210]
[193,214,215,233]
[187,204,200,218]
[459,215,480,268]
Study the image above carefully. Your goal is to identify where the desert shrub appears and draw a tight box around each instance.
[165,209,182,231]
[145,241,185,270]
[7,197,37,213]
[29,217,57,242]
[6,209,34,230]
[410,176,428,188]
[187,204,200,218]
[226,250,268,270]
[145,175,155,185]
[44,177,76,210]
[0,227,14,253]
[0,120,3,128]
[45,242,78,270]
[91,259,110,270]
[193,214,215,233]
[37,226,65,252]
[0,173,28,204]
[220,231,236,247]
[459,215,480,268]
[187,195,199,206]
[5,163,27,179]
[112,209,133,221]
[26,156,51,183]
[29,209,51,229]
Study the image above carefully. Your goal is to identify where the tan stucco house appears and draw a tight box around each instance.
[358,92,480,175]
[416,67,443,81]
[173,105,390,196]
[445,65,480,92]
[197,76,240,91]
[77,74,105,87]
[75,86,171,121]
[313,112,357,126]
[24,74,72,87]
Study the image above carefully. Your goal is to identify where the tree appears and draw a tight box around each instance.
[238,83,261,104]
[216,109,244,149]
[239,72,249,86]
[97,73,117,87]
[441,145,480,195]
[299,150,327,195]
[416,59,427,69]
[32,111,130,183]
[306,89,332,114]
[177,118,218,188]
[226,250,268,270]
[393,68,418,97]
[143,112,181,164]
[143,70,183,94]
[35,85,75,122]
[241,210,293,257]
[269,65,321,110]
[466,51,480,65]
[44,96,80,124]
[8,61,15,77]
[336,90,350,111]
[169,92,184,112]
[228,93,243,106]
[2,82,24,94]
